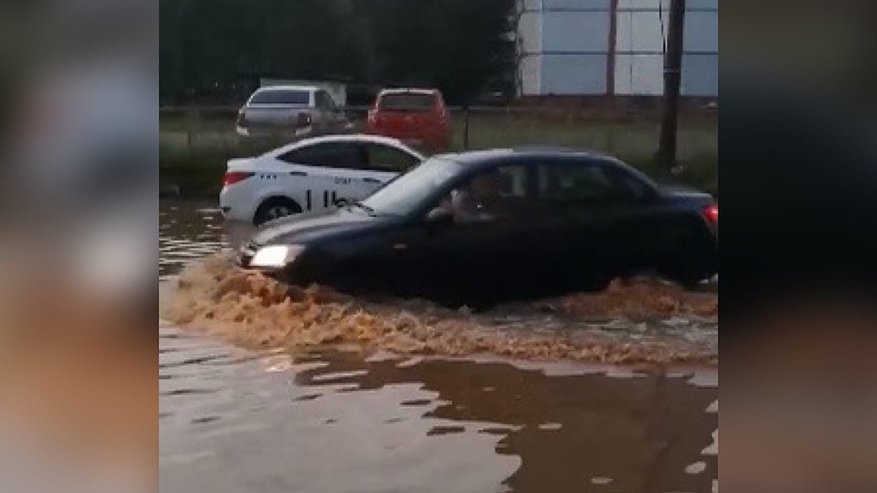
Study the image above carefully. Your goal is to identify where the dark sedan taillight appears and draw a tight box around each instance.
[223,171,254,187]
[703,204,718,226]
[236,109,246,126]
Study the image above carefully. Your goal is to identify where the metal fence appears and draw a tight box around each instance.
[159,103,717,162]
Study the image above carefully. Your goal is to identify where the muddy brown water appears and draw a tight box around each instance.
[160,199,718,493]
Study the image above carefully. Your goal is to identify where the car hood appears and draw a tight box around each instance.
[251,210,389,246]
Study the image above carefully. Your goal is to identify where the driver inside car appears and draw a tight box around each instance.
[440,170,503,222]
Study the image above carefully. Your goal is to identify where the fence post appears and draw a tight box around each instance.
[463,105,470,150]
[606,124,616,155]
[185,107,196,151]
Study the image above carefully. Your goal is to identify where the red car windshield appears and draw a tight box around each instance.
[378,93,436,112]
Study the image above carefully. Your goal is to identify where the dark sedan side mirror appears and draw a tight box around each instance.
[424,207,455,228]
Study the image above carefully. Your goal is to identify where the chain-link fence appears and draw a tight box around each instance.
[162,105,715,155]
[160,104,717,196]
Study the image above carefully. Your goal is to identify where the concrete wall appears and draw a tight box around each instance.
[681,0,718,96]
[615,0,667,95]
[517,0,717,97]
[517,1,543,95]
[541,6,609,95]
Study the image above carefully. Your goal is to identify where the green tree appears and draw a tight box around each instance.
[160,0,516,104]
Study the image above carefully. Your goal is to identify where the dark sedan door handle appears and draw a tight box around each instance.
[362,177,381,184]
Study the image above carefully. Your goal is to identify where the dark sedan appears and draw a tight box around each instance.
[239,148,717,305]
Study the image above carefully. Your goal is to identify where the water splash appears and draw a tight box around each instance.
[162,254,717,365]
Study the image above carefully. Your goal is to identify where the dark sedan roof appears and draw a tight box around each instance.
[431,148,658,191]
[435,147,622,169]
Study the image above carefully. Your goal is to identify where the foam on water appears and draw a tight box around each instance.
[162,254,717,365]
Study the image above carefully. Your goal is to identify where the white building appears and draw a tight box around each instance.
[516,0,717,97]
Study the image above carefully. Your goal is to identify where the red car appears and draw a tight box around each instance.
[365,88,452,151]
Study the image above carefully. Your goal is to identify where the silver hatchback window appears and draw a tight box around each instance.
[249,89,310,105]
[316,91,338,111]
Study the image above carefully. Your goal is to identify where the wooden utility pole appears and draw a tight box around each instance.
[656,0,686,170]
[606,0,619,96]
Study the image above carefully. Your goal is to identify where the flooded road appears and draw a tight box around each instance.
[160,199,718,493]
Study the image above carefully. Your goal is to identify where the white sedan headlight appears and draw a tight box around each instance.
[250,245,305,268]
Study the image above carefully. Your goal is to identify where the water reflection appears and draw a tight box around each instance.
[293,353,717,493]
[159,199,253,278]
[160,332,717,493]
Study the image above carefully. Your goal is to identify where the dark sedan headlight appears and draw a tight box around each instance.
[249,245,306,269]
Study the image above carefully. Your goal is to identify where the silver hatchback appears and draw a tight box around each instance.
[236,85,351,138]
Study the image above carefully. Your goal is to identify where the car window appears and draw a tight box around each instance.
[361,157,462,216]
[278,142,365,168]
[378,93,436,112]
[604,165,654,201]
[364,144,421,172]
[249,89,310,105]
[435,164,532,223]
[317,91,338,111]
[536,162,631,204]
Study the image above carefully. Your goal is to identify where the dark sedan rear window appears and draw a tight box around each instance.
[378,93,436,111]
[250,89,310,105]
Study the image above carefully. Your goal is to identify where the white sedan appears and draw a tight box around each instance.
[220,134,425,225]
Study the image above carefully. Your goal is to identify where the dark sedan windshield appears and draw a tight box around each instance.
[361,157,461,216]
